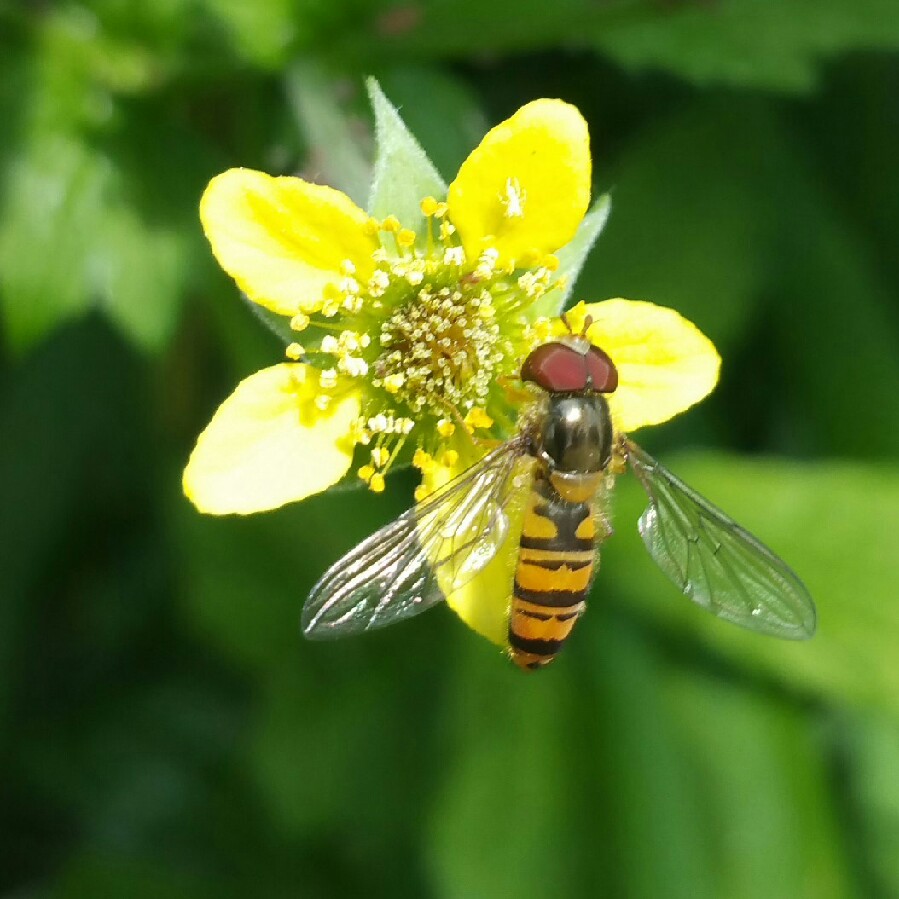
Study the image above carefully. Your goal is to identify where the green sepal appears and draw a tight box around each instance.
[366,78,447,240]
[243,295,295,345]
[550,193,612,315]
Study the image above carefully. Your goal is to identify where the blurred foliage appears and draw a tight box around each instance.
[1,1,899,897]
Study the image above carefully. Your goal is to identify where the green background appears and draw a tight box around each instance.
[3,2,899,896]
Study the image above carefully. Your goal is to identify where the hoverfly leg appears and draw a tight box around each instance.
[608,435,629,476]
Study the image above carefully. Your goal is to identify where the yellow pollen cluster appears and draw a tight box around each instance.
[303,194,565,492]
[375,285,503,415]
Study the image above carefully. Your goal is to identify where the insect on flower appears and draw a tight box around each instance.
[182,80,814,667]
[302,317,816,670]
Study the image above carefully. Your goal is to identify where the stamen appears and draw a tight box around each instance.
[464,407,493,431]
[501,177,526,218]
[413,448,434,472]
[397,229,417,249]
[443,247,465,267]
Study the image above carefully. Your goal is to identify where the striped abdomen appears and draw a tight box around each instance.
[509,472,598,671]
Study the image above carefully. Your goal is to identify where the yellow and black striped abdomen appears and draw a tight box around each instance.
[509,473,598,671]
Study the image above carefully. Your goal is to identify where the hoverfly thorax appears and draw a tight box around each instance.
[539,394,613,474]
[521,339,619,477]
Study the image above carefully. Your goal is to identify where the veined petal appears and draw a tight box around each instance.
[200,168,379,316]
[447,99,591,266]
[183,364,360,515]
[561,299,721,433]
[421,457,522,647]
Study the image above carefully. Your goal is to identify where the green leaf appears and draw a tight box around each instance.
[842,712,899,897]
[344,0,899,93]
[0,118,194,354]
[427,639,588,898]
[286,62,373,208]
[581,99,777,350]
[767,156,899,460]
[366,77,447,235]
[593,0,899,93]
[665,673,851,898]
[547,193,611,317]
[199,0,299,68]
[98,192,190,350]
[0,132,98,350]
[54,854,222,899]
[605,452,899,714]
[428,612,852,898]
[568,618,718,898]
[175,482,408,672]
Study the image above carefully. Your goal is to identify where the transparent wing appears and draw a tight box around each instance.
[626,440,816,639]
[302,437,532,640]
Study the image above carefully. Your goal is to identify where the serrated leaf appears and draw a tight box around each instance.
[366,77,447,235]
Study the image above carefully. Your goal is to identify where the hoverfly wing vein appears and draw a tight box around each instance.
[626,439,816,640]
[302,438,529,639]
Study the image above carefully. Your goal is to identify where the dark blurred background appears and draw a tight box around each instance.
[2,2,899,897]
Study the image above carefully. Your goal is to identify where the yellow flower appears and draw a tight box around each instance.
[184,86,599,513]
[182,82,720,646]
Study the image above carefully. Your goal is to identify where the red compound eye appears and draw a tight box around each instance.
[585,345,618,392]
[521,342,618,393]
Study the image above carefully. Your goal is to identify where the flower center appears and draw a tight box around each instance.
[374,280,502,415]
[286,196,564,491]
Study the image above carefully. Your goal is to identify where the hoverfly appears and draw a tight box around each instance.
[302,333,816,670]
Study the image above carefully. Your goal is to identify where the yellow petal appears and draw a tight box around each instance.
[447,99,591,266]
[183,364,360,515]
[200,168,379,316]
[561,299,721,433]
[420,454,528,647]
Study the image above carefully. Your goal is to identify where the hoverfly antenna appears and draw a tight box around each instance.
[559,311,573,335]
[581,314,594,338]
